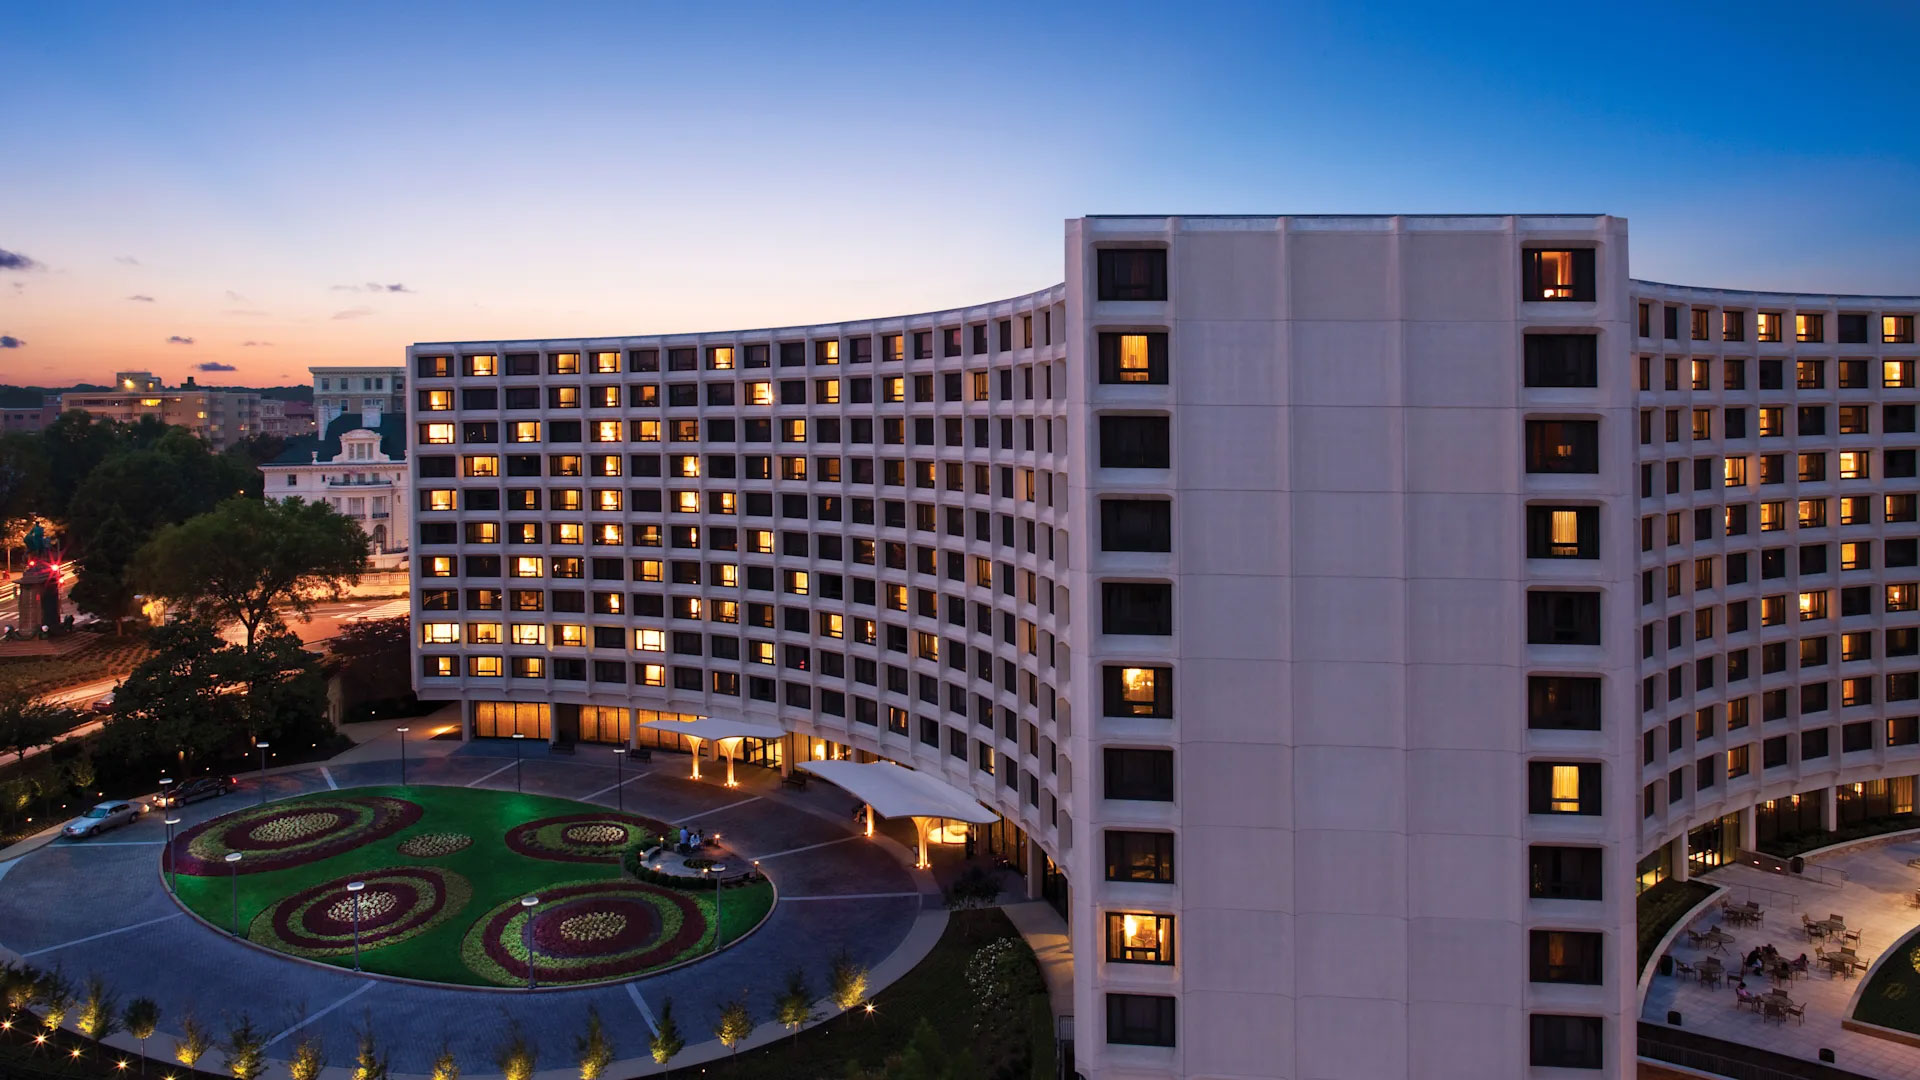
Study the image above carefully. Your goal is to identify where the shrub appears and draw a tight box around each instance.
[173,1011,212,1067]
[222,1015,266,1080]
[828,949,870,1012]
[75,974,119,1040]
[574,1006,614,1080]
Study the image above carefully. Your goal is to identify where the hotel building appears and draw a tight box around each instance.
[408,215,1920,1078]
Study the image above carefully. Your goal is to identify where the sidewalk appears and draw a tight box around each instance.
[1003,899,1074,1018]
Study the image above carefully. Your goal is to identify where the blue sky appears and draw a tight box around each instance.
[2,1,1917,382]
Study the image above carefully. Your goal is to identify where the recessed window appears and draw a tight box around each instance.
[1521,249,1595,302]
[1528,676,1601,731]
[1523,334,1598,388]
[1527,505,1598,559]
[1531,930,1604,984]
[1102,582,1172,636]
[1100,415,1170,469]
[1528,591,1600,646]
[1104,665,1171,718]
[1530,1014,1603,1070]
[1105,994,1176,1047]
[1096,249,1167,302]
[1097,332,1168,384]
[1529,846,1603,900]
[1104,748,1174,801]
[1104,830,1174,883]
[1525,420,1599,473]
[1796,313,1824,343]
[1723,311,1746,342]
[1838,313,1869,344]
[1529,761,1601,815]
[1105,912,1174,965]
[1101,499,1172,552]
[1886,315,1916,344]
[1757,312,1783,342]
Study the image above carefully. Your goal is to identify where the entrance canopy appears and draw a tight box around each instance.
[799,759,998,824]
[635,716,787,785]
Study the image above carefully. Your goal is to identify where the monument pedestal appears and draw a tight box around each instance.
[14,567,59,634]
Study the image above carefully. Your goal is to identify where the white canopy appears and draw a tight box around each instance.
[799,759,999,824]
[633,716,787,742]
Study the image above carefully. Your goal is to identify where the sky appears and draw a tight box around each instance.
[2,0,1918,386]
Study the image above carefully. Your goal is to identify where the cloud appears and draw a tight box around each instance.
[196,361,237,372]
[0,248,37,271]
[0,335,22,348]
[115,256,141,266]
[127,294,155,302]
[224,290,251,304]
[166,335,195,345]
[332,282,414,294]
[241,340,273,347]
[330,306,373,320]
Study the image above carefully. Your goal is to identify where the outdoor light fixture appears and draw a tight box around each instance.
[520,896,540,990]
[346,881,366,971]
[396,727,410,785]
[255,741,271,805]
[163,817,181,893]
[224,851,243,933]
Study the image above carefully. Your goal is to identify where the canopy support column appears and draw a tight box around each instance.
[911,816,933,870]
[724,739,739,788]
[864,803,874,838]
[687,737,704,780]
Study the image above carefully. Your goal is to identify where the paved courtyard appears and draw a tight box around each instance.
[1644,835,1920,1079]
[0,736,943,1078]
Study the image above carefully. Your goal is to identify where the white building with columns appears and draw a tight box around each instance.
[260,407,410,569]
[406,214,1920,1079]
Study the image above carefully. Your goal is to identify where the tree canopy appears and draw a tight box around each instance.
[135,496,369,650]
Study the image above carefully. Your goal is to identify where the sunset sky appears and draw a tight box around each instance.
[4,1,1919,387]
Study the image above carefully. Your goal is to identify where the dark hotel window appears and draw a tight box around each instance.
[1103,582,1172,636]
[1104,830,1174,882]
[1106,994,1176,1047]
[1101,499,1172,552]
[1523,334,1598,388]
[1530,1014,1603,1070]
[1529,845,1603,900]
[1528,676,1602,731]
[1097,332,1169,384]
[1097,249,1168,302]
[1526,420,1600,473]
[1104,748,1174,801]
[1100,415,1170,469]
[1522,248,1596,303]
[1528,591,1601,646]
[1531,930,1604,984]
[1527,505,1599,559]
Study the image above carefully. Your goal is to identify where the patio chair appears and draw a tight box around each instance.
[1830,913,1845,925]
[1844,928,1863,946]
[1673,960,1695,979]
[1687,929,1707,947]
[1786,1002,1805,1025]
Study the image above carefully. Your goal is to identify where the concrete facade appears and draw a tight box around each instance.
[406,215,1920,1078]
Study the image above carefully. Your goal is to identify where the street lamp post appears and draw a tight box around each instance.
[255,742,270,805]
[611,748,625,812]
[223,852,243,934]
[520,896,540,990]
[512,732,525,792]
[346,881,365,971]
[395,727,410,786]
[163,817,180,894]
[708,865,727,954]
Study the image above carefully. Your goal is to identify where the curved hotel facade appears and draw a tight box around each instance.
[409,215,1920,1078]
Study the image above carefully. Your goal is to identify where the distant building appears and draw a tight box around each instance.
[0,397,58,433]
[60,372,261,449]
[282,399,317,435]
[312,366,406,427]
[259,408,409,569]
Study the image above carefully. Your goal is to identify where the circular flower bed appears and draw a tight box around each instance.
[683,857,717,871]
[503,813,669,863]
[169,797,424,875]
[249,867,472,959]
[397,832,473,858]
[459,879,704,986]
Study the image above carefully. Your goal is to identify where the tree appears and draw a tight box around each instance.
[238,623,330,748]
[68,505,144,630]
[325,616,415,714]
[102,620,248,768]
[0,962,41,1016]
[773,968,813,1043]
[0,699,76,763]
[429,1042,459,1080]
[827,950,870,1012]
[173,1010,212,1068]
[34,969,74,1030]
[222,1014,266,1080]
[494,1029,534,1080]
[713,993,753,1060]
[134,496,370,652]
[121,998,159,1077]
[352,1020,389,1080]
[648,998,684,1072]
[573,1006,614,1080]
[288,1033,327,1080]
[892,1019,947,1080]
[74,974,119,1040]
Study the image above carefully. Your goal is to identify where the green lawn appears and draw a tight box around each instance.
[170,785,772,987]
[1853,927,1920,1034]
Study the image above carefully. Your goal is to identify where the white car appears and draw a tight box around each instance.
[61,801,144,839]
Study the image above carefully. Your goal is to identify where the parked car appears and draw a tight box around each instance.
[61,801,145,839]
[151,776,237,809]
[89,691,115,714]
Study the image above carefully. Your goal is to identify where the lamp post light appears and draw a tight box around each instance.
[255,742,270,805]
[611,748,625,812]
[346,881,366,971]
[396,727,410,786]
[707,865,727,954]
[223,852,243,934]
[163,817,181,894]
[512,733,526,792]
[520,896,540,990]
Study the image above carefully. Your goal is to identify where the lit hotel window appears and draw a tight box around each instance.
[425,489,455,511]
[512,557,544,578]
[512,421,540,443]
[554,523,583,545]
[595,524,622,545]
[511,624,545,646]
[421,655,454,677]
[420,622,458,644]
[422,390,452,411]
[636,560,663,582]
[512,657,544,678]
[1841,452,1869,480]
[1887,315,1916,344]
[463,455,498,477]
[466,622,503,644]
[467,655,503,677]
[817,339,840,365]
[708,346,735,370]
[1522,249,1594,302]
[1799,591,1829,621]
[636,629,665,651]
[464,355,497,376]
[1756,312,1783,342]
[596,490,622,512]
[551,352,580,375]
[1106,912,1174,965]
[675,491,700,513]
[1886,360,1915,389]
[593,421,621,443]
[422,423,454,444]
[1529,761,1599,815]
[1104,666,1171,718]
[424,557,454,577]
[592,351,620,373]
[556,624,585,646]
